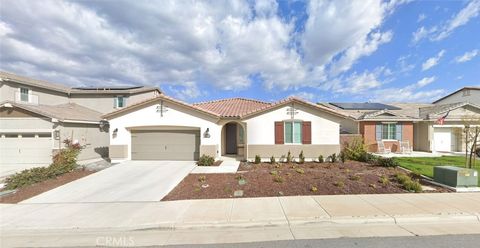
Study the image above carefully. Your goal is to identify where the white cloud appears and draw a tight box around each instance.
[330,31,393,76]
[417,13,426,22]
[289,91,317,102]
[372,76,443,102]
[169,81,204,101]
[434,0,480,40]
[413,0,480,43]
[454,49,479,63]
[0,0,410,98]
[341,71,383,94]
[422,50,445,71]
[415,76,436,87]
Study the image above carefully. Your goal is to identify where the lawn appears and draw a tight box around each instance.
[395,156,480,184]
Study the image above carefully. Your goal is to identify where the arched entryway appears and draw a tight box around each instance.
[221,121,246,159]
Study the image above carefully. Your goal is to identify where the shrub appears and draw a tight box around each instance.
[318,155,324,163]
[333,181,344,188]
[298,150,305,164]
[379,175,390,185]
[270,170,278,175]
[395,173,422,193]
[375,157,399,167]
[273,175,284,183]
[286,151,292,163]
[329,153,337,163]
[197,155,215,166]
[254,155,261,164]
[295,168,305,174]
[342,137,368,162]
[310,185,318,192]
[198,175,207,183]
[4,139,83,190]
[349,175,361,181]
[339,151,346,163]
[404,179,422,193]
[270,156,276,164]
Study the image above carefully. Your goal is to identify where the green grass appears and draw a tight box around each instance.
[395,156,480,184]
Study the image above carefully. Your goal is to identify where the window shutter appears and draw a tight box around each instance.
[302,121,311,144]
[375,123,382,141]
[274,121,284,144]
[396,123,402,141]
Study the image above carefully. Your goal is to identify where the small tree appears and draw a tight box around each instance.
[462,116,480,169]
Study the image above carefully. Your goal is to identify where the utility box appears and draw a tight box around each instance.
[434,166,478,187]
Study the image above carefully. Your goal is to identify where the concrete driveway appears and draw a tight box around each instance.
[21,161,196,203]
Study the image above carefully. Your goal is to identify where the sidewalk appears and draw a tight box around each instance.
[1,193,480,232]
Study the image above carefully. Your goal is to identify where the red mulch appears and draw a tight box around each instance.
[162,161,449,201]
[0,169,94,204]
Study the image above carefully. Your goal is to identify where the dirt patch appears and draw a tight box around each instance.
[163,161,449,201]
[0,169,94,204]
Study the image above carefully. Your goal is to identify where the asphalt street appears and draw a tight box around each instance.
[165,234,480,248]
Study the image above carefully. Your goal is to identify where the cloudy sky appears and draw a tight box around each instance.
[1,0,479,103]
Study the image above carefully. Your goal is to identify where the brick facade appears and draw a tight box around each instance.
[360,121,414,152]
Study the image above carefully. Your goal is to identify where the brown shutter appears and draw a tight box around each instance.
[274,121,284,144]
[302,121,312,144]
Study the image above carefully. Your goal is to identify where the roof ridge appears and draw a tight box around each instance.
[193,97,271,106]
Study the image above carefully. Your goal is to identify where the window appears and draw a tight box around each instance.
[238,125,244,144]
[382,123,396,140]
[463,90,471,97]
[20,87,29,102]
[115,96,126,108]
[284,121,302,144]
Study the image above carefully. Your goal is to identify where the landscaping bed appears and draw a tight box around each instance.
[0,168,94,204]
[162,161,449,201]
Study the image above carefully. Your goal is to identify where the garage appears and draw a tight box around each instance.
[131,130,200,160]
[0,133,53,165]
[433,127,453,152]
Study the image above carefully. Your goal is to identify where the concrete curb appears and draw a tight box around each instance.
[2,212,479,233]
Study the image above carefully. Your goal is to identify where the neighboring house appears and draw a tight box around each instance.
[433,86,480,105]
[321,92,480,154]
[0,71,160,175]
[103,96,350,162]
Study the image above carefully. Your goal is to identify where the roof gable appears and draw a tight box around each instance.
[193,98,271,117]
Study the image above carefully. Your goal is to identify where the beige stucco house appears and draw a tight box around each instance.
[103,95,350,162]
[0,71,160,176]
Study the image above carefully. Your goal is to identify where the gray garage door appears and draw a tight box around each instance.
[131,130,200,160]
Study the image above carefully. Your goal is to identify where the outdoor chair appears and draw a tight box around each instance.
[400,140,413,154]
[377,141,391,154]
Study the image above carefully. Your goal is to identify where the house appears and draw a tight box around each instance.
[433,86,480,105]
[0,71,160,175]
[321,89,480,154]
[103,96,350,162]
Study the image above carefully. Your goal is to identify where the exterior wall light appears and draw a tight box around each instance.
[204,128,210,138]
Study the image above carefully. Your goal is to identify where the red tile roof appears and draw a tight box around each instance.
[194,98,271,117]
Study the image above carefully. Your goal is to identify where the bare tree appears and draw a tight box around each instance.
[462,115,480,169]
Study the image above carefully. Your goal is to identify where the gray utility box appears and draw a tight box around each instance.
[434,166,478,187]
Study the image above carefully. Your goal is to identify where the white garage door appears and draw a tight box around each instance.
[0,133,53,165]
[434,128,452,152]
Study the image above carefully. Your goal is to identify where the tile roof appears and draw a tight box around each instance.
[193,98,271,117]
[1,101,103,122]
[419,102,480,119]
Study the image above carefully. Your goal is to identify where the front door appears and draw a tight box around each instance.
[226,123,237,154]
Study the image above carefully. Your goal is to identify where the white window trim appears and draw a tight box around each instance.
[115,95,126,109]
[284,120,302,144]
[381,123,397,140]
[19,86,32,102]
